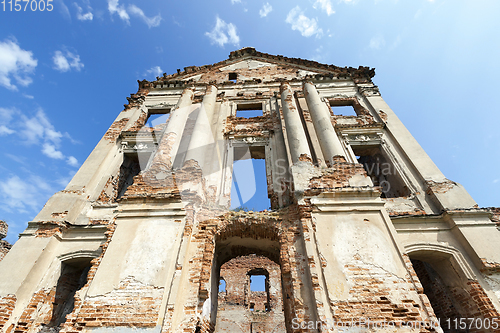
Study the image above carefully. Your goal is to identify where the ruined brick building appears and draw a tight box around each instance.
[0,221,11,262]
[1,47,500,333]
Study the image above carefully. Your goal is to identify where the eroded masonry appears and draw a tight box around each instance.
[1,48,500,333]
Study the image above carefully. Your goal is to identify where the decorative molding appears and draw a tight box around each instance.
[359,86,381,97]
[405,243,476,280]
[344,132,383,145]
[58,249,101,263]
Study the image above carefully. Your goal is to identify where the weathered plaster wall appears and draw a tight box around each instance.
[2,48,500,333]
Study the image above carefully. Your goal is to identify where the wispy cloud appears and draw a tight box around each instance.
[42,143,64,159]
[0,175,43,213]
[313,0,335,15]
[286,6,323,38]
[145,66,163,78]
[0,125,14,135]
[74,2,93,21]
[53,49,84,72]
[67,156,79,167]
[128,5,162,28]
[0,107,16,136]
[369,35,386,49]
[205,16,240,47]
[56,0,71,20]
[259,2,272,17]
[20,109,64,146]
[2,108,78,164]
[0,38,37,91]
[108,0,129,24]
[107,0,161,27]
[231,0,241,3]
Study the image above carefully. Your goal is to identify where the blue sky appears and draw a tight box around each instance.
[1,0,499,243]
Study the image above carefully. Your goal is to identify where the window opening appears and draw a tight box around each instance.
[228,72,238,83]
[215,251,286,331]
[146,109,170,128]
[231,146,269,211]
[247,269,270,313]
[330,104,357,116]
[409,256,483,332]
[218,278,226,293]
[351,145,410,198]
[250,275,266,292]
[236,102,263,118]
[50,258,91,327]
[116,154,143,199]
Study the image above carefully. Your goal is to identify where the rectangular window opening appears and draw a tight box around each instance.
[351,145,410,198]
[250,275,266,292]
[228,72,238,83]
[236,103,263,118]
[146,109,170,128]
[330,104,357,116]
[218,278,226,293]
[231,146,270,211]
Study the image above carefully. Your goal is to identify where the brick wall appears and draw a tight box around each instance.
[0,220,11,262]
[217,254,285,333]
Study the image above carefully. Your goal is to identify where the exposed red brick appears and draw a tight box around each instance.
[103,118,129,143]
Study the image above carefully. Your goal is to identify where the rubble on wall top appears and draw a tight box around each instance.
[146,47,375,86]
[0,220,7,240]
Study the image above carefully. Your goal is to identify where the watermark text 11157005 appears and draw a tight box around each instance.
[2,0,53,11]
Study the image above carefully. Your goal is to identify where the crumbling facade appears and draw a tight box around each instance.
[0,221,11,262]
[1,48,500,333]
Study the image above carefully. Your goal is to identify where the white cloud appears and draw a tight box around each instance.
[0,107,16,124]
[42,143,64,159]
[56,0,71,20]
[313,0,335,15]
[286,6,323,38]
[128,5,162,28]
[20,109,64,146]
[0,38,37,91]
[259,3,272,17]
[369,35,386,49]
[108,0,129,23]
[67,156,79,167]
[0,175,44,213]
[107,1,161,27]
[5,153,27,165]
[0,107,17,135]
[53,49,84,72]
[231,0,241,3]
[0,125,14,135]
[16,109,75,160]
[145,66,163,78]
[205,16,240,47]
[74,2,93,21]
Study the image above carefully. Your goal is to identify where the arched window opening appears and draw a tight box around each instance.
[409,251,491,333]
[49,258,92,327]
[214,252,286,332]
[411,258,462,328]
